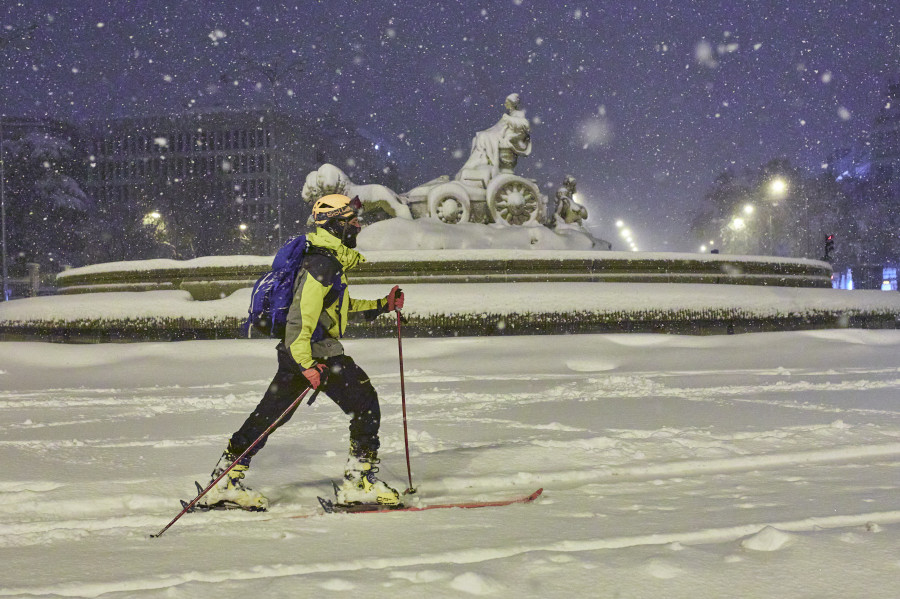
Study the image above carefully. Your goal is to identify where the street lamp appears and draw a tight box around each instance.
[0,117,7,301]
[768,177,788,199]
[142,210,162,226]
[764,177,789,254]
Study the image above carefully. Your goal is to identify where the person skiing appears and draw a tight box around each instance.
[199,193,405,511]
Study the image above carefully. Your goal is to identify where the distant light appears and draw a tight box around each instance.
[239,223,248,232]
[769,178,788,196]
[142,211,162,226]
[743,204,755,215]
[615,220,624,228]
[731,217,745,230]
[374,144,379,150]
[620,228,631,238]
[700,245,707,252]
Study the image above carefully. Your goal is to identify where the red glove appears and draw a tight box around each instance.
[386,285,404,311]
[302,363,328,389]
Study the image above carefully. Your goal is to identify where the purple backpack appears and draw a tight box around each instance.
[243,235,346,339]
[243,235,309,338]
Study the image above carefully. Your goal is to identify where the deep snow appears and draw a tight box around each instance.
[1,331,899,597]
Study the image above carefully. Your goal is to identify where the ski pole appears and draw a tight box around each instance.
[151,386,320,538]
[396,304,416,494]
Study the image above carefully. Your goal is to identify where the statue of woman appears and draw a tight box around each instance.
[455,94,532,186]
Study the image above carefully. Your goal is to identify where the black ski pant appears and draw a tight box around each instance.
[227,343,381,460]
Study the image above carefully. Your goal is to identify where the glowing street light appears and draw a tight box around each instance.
[770,179,786,194]
[239,223,248,232]
[142,211,163,226]
[768,178,788,197]
[743,204,755,215]
[615,218,641,251]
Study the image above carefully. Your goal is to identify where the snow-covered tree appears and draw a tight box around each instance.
[692,159,870,261]
[1,131,92,269]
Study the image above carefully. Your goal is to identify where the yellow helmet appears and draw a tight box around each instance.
[312,194,361,225]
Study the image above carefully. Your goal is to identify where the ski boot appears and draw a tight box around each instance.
[197,451,268,511]
[335,449,401,507]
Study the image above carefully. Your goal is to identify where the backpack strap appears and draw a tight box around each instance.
[303,247,343,287]
[301,246,345,309]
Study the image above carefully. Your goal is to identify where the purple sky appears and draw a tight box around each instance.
[2,0,897,250]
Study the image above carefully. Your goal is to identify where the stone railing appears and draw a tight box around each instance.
[55,251,834,300]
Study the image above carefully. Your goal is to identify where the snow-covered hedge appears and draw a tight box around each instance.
[2,283,899,342]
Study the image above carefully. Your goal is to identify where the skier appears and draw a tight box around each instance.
[199,193,405,510]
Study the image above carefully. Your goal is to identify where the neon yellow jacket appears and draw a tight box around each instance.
[284,229,385,369]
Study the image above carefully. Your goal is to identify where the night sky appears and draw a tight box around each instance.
[2,0,898,251]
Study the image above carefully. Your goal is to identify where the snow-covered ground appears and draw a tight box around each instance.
[1,331,899,597]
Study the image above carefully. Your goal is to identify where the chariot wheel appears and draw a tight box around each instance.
[486,174,543,226]
[427,182,471,224]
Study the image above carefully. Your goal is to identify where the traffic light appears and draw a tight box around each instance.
[823,234,835,262]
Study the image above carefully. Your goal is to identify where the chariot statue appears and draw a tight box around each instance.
[302,94,600,239]
[552,175,589,228]
[404,93,547,226]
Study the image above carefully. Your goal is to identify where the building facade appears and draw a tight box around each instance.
[81,108,398,255]
[82,108,320,253]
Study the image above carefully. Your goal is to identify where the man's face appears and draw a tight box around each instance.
[339,215,361,248]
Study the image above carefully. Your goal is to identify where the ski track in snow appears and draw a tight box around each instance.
[1,334,899,596]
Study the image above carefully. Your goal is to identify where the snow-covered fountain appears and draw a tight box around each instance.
[3,94,868,342]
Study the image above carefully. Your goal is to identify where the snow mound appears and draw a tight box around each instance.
[565,358,617,372]
[644,558,684,579]
[740,526,797,551]
[319,579,355,591]
[449,571,503,595]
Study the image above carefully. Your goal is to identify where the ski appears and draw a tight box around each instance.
[181,498,267,513]
[315,487,543,515]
